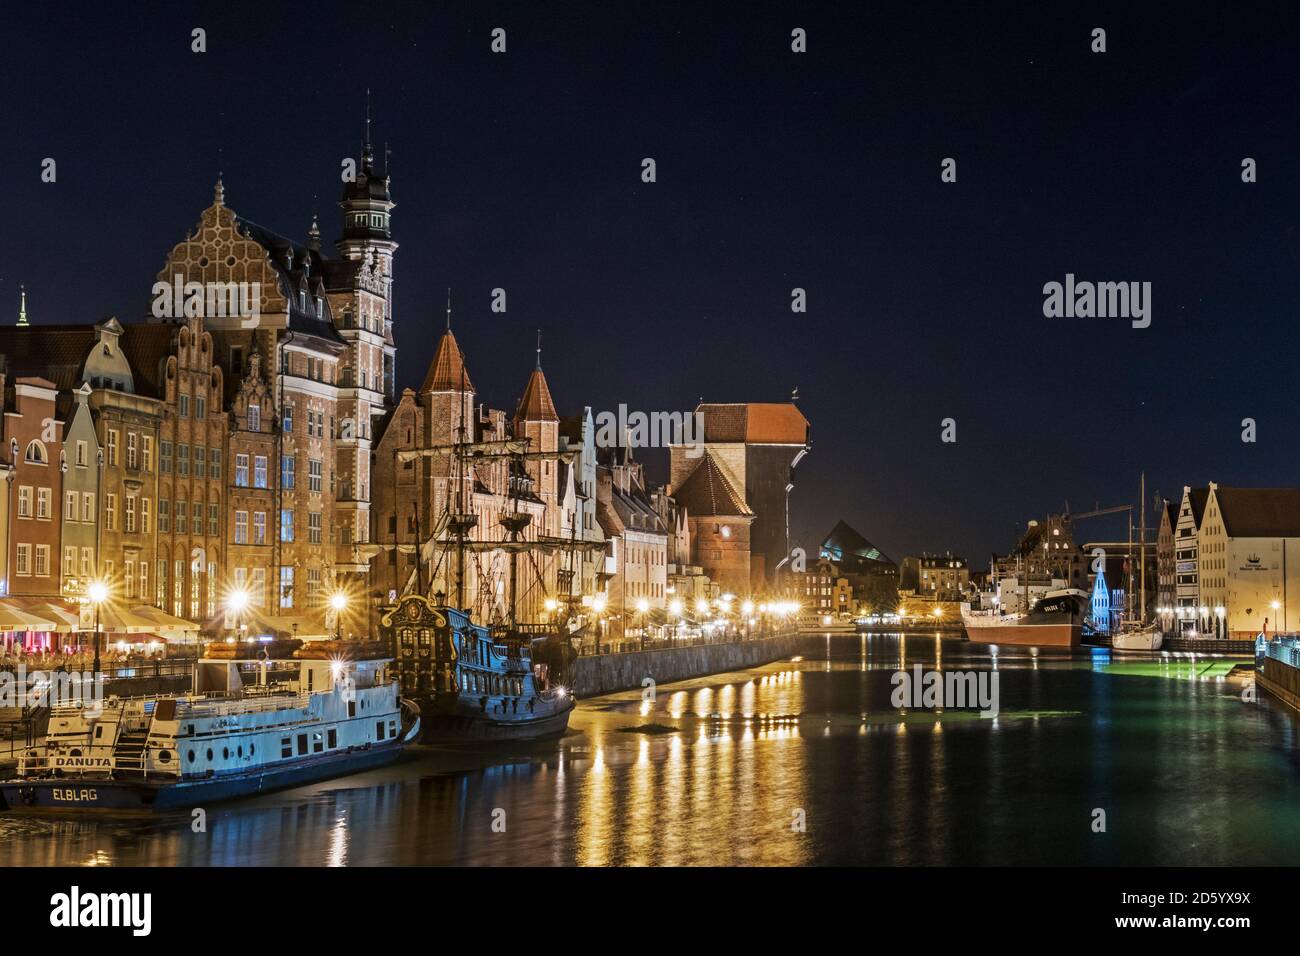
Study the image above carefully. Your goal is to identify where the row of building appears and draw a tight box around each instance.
[0,135,813,647]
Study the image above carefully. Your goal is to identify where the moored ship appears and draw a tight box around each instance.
[961,588,1088,647]
[381,595,574,744]
[0,641,419,813]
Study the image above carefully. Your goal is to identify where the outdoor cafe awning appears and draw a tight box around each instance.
[0,602,58,633]
[25,602,81,633]
[130,606,200,634]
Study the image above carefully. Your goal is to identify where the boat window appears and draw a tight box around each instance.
[206,748,213,761]
[376,721,385,740]
[94,725,103,739]
[348,701,356,718]
[327,729,337,748]
[388,720,396,738]
[187,751,195,763]
[312,732,323,754]
[281,738,292,758]
[222,747,229,760]
[237,745,243,758]
[297,734,308,755]
[159,750,172,764]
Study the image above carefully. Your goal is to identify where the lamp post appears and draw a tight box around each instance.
[330,592,348,642]
[88,580,108,677]
[592,594,607,654]
[636,598,649,651]
[669,598,683,646]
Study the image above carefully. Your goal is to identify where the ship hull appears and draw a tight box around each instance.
[0,740,403,814]
[961,622,1082,648]
[417,695,575,744]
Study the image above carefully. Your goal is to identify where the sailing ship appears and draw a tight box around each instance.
[1,641,419,813]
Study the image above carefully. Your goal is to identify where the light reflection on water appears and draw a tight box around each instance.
[2,633,1300,866]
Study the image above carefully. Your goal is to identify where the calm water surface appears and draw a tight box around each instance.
[3,633,1299,866]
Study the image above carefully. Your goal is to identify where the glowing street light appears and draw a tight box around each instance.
[330,591,348,641]
[635,597,650,651]
[88,580,109,676]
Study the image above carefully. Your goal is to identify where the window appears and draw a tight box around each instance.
[175,500,187,535]
[280,510,294,542]
[209,503,219,537]
[235,454,248,487]
[178,444,189,477]
[159,498,170,533]
[142,435,153,471]
[125,559,135,598]
[141,497,151,533]
[253,511,266,545]
[140,561,148,600]
[179,394,189,418]
[107,430,119,465]
[247,404,260,432]
[125,494,136,533]
[279,566,294,609]
[160,440,172,474]
[81,493,94,523]
[63,546,76,577]
[64,491,76,521]
[34,545,49,577]
[296,734,308,756]
[15,544,29,576]
[192,500,201,535]
[194,446,205,478]
[24,440,47,464]
[307,568,321,604]
[80,548,92,578]
[309,459,322,492]
[196,396,206,420]
[126,432,138,469]
[76,440,88,467]
[254,456,267,489]
[282,403,293,433]
[234,511,247,544]
[309,511,322,544]
[327,728,337,749]
[281,455,295,489]
[209,448,221,479]
[105,493,116,531]
[376,722,385,741]
[281,738,293,759]
[251,567,265,605]
[17,486,30,518]
[36,488,50,520]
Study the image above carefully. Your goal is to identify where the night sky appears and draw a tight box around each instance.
[6,2,1300,567]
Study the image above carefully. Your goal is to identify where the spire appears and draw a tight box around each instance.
[421,328,475,394]
[362,89,374,171]
[515,364,559,424]
[535,329,542,369]
[307,210,321,251]
[16,285,28,327]
[446,288,452,330]
[213,173,224,207]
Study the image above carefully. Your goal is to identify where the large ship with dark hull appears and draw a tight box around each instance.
[960,588,1088,648]
[1,642,419,813]
[381,596,574,744]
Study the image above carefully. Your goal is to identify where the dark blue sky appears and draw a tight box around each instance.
[5,1,1300,565]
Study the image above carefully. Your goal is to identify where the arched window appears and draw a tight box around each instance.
[24,440,47,464]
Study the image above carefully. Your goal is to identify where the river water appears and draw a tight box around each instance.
[3,632,1299,866]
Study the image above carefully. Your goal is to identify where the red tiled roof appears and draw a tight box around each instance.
[420,330,474,393]
[673,451,752,517]
[696,402,808,444]
[514,366,558,423]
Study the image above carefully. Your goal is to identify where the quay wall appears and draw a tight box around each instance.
[571,633,801,698]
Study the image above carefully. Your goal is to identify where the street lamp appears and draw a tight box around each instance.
[592,593,608,653]
[226,588,250,644]
[669,598,683,645]
[88,580,109,676]
[330,591,348,641]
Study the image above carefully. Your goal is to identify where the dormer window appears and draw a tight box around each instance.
[315,296,324,316]
[298,290,306,311]
[24,440,47,464]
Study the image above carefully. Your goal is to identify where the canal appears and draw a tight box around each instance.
[3,632,1299,866]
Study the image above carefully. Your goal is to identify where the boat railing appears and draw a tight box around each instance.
[175,691,311,719]
[16,751,184,780]
[1261,636,1300,668]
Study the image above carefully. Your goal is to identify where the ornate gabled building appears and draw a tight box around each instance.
[595,445,669,638]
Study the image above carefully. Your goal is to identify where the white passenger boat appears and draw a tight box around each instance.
[0,642,420,813]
